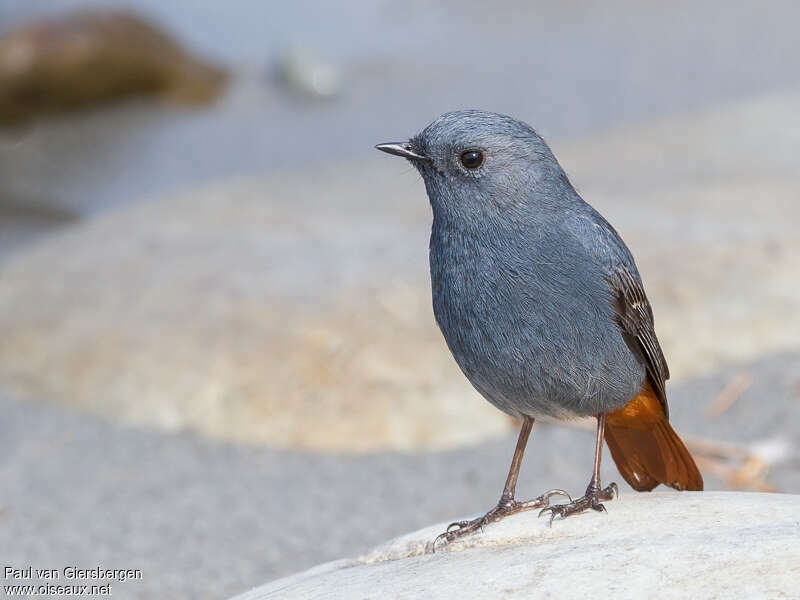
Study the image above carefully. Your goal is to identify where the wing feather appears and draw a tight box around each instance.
[607,266,670,417]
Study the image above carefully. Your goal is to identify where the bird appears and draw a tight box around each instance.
[375,110,702,548]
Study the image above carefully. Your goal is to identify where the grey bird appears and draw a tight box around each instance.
[376,110,702,547]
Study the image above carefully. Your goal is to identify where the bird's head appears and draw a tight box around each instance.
[376,110,572,224]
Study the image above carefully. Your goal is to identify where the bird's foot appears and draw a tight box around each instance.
[539,482,618,526]
[432,489,570,551]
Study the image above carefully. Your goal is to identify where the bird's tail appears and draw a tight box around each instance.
[604,379,703,491]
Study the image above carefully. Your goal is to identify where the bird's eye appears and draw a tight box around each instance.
[460,150,484,169]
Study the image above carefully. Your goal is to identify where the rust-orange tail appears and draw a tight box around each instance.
[604,379,703,491]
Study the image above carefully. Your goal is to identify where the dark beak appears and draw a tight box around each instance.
[375,142,430,162]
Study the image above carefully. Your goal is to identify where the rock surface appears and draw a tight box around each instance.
[2,357,798,600]
[0,93,797,451]
[0,167,510,452]
[0,10,227,125]
[233,492,800,600]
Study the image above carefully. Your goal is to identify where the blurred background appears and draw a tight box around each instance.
[0,1,798,598]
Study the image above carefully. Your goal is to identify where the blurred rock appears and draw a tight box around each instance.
[0,169,508,452]
[0,10,227,125]
[232,492,800,600]
[0,193,78,260]
[0,93,797,452]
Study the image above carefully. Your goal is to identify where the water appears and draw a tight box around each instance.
[1,0,800,218]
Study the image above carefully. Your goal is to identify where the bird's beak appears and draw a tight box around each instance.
[375,142,430,162]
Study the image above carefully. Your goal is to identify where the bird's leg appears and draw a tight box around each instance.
[539,413,618,525]
[433,416,570,550]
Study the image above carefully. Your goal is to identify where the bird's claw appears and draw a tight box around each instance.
[432,530,452,552]
[538,482,618,526]
[445,520,471,533]
[538,505,564,526]
[538,489,572,504]
[432,488,569,552]
[608,482,619,499]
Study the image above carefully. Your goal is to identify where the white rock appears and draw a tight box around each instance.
[232,492,800,600]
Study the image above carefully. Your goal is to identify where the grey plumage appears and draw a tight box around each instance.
[400,110,662,420]
[377,110,701,541]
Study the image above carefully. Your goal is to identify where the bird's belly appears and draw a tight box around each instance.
[433,284,645,420]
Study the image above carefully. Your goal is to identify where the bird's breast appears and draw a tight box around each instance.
[428,221,644,418]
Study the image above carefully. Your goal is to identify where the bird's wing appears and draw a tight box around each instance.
[606,265,670,417]
[570,208,671,415]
